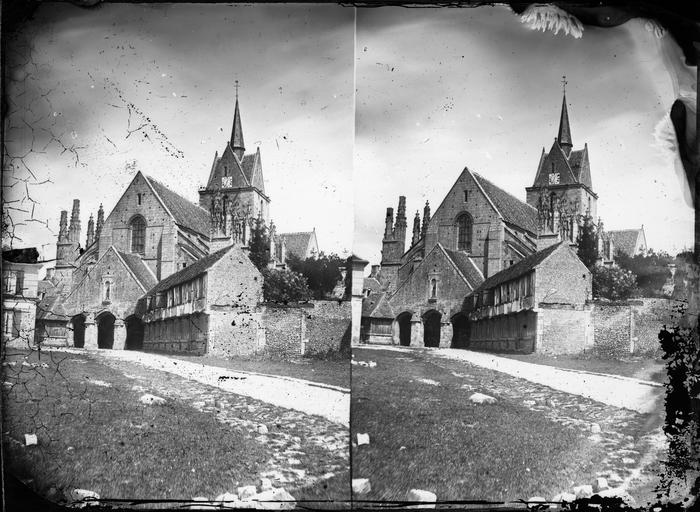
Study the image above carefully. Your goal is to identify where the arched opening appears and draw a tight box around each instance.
[451,313,470,349]
[130,215,146,255]
[397,312,412,347]
[96,312,115,349]
[455,212,473,253]
[124,315,144,351]
[423,310,442,348]
[71,315,86,348]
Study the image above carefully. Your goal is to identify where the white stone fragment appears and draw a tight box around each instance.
[352,478,371,495]
[24,434,38,446]
[418,378,440,386]
[215,492,238,505]
[551,492,576,503]
[407,489,437,508]
[573,484,593,498]
[597,487,637,507]
[260,478,273,491]
[89,380,111,387]
[590,423,602,434]
[592,477,609,493]
[139,394,166,405]
[469,392,497,404]
[238,485,258,500]
[257,424,269,435]
[527,496,547,506]
[69,488,100,507]
[357,433,370,446]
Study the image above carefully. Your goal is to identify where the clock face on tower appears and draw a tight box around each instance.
[221,176,233,188]
[548,172,560,185]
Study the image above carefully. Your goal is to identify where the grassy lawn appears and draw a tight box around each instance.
[169,353,350,389]
[351,348,644,503]
[497,352,666,383]
[2,349,348,507]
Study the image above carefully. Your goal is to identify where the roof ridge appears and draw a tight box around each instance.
[473,172,538,213]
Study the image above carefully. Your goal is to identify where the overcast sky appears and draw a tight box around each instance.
[4,3,354,261]
[354,6,695,265]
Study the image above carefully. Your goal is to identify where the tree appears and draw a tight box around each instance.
[247,217,269,272]
[615,249,672,297]
[592,265,637,301]
[261,268,311,303]
[576,215,599,269]
[286,252,345,299]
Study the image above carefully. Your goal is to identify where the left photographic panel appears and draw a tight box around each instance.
[2,2,353,508]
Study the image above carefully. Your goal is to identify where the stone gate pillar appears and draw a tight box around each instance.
[84,313,97,350]
[439,322,453,348]
[113,318,126,350]
[410,317,423,347]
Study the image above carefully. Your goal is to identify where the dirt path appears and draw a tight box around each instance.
[52,348,349,425]
[359,346,664,414]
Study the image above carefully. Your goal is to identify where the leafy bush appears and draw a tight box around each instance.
[615,249,672,297]
[592,265,637,300]
[286,252,345,299]
[262,268,311,303]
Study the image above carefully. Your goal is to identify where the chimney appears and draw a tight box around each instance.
[370,265,380,278]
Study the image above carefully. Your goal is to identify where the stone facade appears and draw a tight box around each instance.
[2,251,42,350]
[261,300,351,359]
[140,245,263,357]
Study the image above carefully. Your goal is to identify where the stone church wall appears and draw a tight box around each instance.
[261,300,351,359]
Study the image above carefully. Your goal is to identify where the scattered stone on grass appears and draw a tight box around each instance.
[621,457,636,465]
[590,423,602,434]
[139,394,166,405]
[551,492,577,503]
[596,487,637,507]
[287,458,301,465]
[237,485,258,500]
[357,433,370,446]
[418,378,440,386]
[523,400,537,407]
[352,478,371,495]
[407,489,437,508]
[257,424,269,435]
[260,478,273,491]
[24,434,38,446]
[88,380,111,387]
[469,392,496,404]
[592,477,609,493]
[69,489,100,508]
[573,484,593,499]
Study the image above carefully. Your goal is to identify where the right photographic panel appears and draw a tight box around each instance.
[352,4,696,507]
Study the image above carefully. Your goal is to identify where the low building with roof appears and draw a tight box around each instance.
[139,244,263,356]
[463,242,592,354]
[605,226,648,258]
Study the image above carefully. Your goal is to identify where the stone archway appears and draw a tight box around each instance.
[423,310,442,348]
[396,312,413,347]
[451,313,470,349]
[96,312,116,349]
[124,315,144,351]
[71,315,86,348]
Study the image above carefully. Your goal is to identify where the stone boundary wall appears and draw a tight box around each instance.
[537,304,593,355]
[261,300,351,359]
[591,298,685,357]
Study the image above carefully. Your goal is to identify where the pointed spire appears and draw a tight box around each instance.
[68,199,81,243]
[421,201,431,238]
[412,211,421,246]
[95,203,104,240]
[384,207,394,239]
[58,211,69,242]
[86,214,95,247]
[230,80,245,160]
[557,76,572,156]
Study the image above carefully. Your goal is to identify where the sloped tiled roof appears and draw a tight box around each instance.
[280,231,316,260]
[36,293,68,321]
[144,245,236,296]
[362,292,394,319]
[444,249,485,289]
[241,149,265,193]
[473,172,539,235]
[145,175,211,236]
[363,276,383,293]
[473,242,563,294]
[608,229,642,257]
[117,251,158,291]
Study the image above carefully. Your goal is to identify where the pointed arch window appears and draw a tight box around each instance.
[455,213,473,253]
[130,215,146,255]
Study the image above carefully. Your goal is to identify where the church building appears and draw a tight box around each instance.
[35,87,314,355]
[361,83,602,354]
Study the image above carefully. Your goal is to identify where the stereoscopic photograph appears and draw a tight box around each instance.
[1,1,699,511]
[351,3,698,508]
[2,2,353,509]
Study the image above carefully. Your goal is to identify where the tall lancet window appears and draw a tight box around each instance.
[455,213,473,253]
[130,216,146,255]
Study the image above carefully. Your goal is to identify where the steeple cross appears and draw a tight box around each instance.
[234,80,240,100]
[561,75,567,95]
